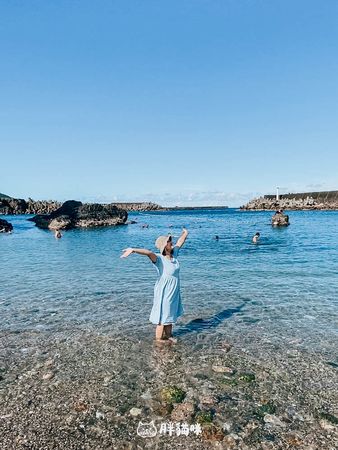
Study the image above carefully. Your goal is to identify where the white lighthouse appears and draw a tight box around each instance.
[276,187,280,201]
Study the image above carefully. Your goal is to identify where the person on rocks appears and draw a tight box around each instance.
[121,228,189,343]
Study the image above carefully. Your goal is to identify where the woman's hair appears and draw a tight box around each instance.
[162,247,174,256]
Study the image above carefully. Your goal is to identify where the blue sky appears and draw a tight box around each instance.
[1,0,337,206]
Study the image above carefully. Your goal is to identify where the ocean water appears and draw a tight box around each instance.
[1,209,337,355]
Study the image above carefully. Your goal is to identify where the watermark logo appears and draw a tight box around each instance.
[137,421,157,438]
[137,421,202,438]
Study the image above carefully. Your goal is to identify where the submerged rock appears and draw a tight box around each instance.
[319,411,338,425]
[171,402,196,422]
[195,410,214,424]
[73,401,89,412]
[29,200,128,230]
[199,395,218,406]
[263,414,287,428]
[161,386,186,404]
[255,401,277,418]
[42,372,54,381]
[319,419,336,431]
[212,365,235,374]
[129,407,142,417]
[220,341,233,353]
[202,424,225,441]
[238,372,256,382]
[95,411,105,420]
[0,218,13,233]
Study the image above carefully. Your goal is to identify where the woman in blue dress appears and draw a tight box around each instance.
[121,228,188,342]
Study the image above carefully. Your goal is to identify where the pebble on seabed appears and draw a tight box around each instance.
[42,372,54,381]
[212,365,235,374]
[129,407,142,417]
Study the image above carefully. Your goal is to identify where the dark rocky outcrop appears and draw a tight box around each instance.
[0,218,13,233]
[29,200,128,230]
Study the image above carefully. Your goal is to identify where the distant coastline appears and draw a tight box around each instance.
[0,194,228,215]
[157,206,229,211]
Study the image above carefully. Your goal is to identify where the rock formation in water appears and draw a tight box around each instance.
[241,191,338,210]
[271,211,290,226]
[29,200,128,230]
[0,218,13,233]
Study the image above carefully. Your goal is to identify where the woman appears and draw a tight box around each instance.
[121,228,188,342]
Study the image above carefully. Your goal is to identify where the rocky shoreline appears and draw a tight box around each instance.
[241,191,338,210]
[0,197,163,215]
[0,326,336,449]
[0,197,62,215]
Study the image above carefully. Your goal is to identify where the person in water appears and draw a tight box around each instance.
[121,228,188,342]
[252,232,260,243]
[55,230,62,239]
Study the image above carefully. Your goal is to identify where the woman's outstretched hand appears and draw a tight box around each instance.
[120,248,134,258]
[175,228,188,248]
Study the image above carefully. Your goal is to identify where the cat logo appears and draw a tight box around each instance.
[137,420,157,438]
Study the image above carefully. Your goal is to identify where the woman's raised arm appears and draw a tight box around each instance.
[175,228,189,248]
[120,248,157,263]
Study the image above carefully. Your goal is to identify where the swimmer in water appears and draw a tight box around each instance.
[55,230,62,239]
[252,232,260,244]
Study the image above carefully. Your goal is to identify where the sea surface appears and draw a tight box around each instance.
[1,209,337,357]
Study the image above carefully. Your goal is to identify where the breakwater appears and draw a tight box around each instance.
[111,202,163,211]
[241,190,338,210]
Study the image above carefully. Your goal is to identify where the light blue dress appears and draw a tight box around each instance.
[149,246,184,325]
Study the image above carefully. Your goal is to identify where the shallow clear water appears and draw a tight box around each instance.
[1,209,337,355]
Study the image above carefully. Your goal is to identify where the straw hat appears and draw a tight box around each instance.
[155,235,171,254]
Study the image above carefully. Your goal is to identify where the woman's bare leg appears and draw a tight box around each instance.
[155,325,165,340]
